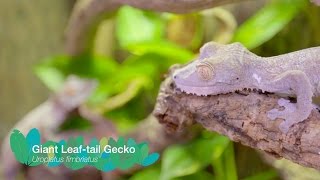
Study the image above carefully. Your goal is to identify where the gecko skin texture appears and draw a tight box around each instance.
[173,42,320,133]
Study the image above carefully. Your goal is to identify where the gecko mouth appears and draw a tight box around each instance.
[174,83,222,96]
[174,82,268,96]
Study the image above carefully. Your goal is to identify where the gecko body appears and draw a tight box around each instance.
[173,42,320,133]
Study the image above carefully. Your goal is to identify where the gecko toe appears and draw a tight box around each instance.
[267,109,280,120]
[277,98,296,113]
[278,98,291,106]
[267,98,297,121]
[279,121,290,133]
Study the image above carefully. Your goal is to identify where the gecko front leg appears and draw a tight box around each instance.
[266,70,313,133]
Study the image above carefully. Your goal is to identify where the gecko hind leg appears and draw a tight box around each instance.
[266,70,313,133]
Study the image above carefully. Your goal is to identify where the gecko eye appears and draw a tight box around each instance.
[196,61,214,81]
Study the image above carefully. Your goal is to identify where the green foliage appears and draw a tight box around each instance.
[130,167,161,180]
[189,135,230,166]
[221,142,237,180]
[59,114,92,131]
[232,0,306,49]
[32,1,313,178]
[35,55,118,92]
[160,145,202,180]
[242,170,278,180]
[173,171,215,180]
[34,65,65,91]
[126,41,194,62]
[116,6,165,49]
[158,135,235,180]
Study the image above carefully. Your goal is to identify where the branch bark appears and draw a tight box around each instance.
[65,0,121,55]
[65,0,250,55]
[120,0,247,13]
[153,72,320,171]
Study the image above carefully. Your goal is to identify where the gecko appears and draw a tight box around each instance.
[172,42,320,133]
[1,75,97,180]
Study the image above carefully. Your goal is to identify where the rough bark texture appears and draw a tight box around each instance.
[153,72,320,171]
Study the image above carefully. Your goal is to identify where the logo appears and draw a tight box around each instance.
[10,128,159,171]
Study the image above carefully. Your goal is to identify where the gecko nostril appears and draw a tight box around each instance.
[173,75,177,79]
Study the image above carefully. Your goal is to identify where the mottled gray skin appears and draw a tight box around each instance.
[173,42,320,133]
[1,75,97,180]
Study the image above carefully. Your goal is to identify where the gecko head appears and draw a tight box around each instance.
[172,42,245,95]
[55,75,97,109]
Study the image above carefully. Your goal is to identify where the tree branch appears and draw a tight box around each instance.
[153,72,320,171]
[65,0,250,55]
[65,0,121,55]
[120,0,248,13]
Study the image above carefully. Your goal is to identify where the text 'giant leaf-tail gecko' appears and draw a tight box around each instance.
[173,42,320,133]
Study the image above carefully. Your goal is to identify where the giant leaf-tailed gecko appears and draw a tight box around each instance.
[173,42,320,133]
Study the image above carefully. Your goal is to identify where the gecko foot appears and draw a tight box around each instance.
[267,98,301,133]
[279,120,295,133]
[267,98,296,120]
[268,111,300,133]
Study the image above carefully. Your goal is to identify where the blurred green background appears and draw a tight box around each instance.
[1,0,320,179]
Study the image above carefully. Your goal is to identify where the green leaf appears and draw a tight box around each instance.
[116,6,165,48]
[173,171,215,180]
[189,135,230,167]
[34,55,119,91]
[34,65,65,91]
[59,114,92,131]
[242,170,278,180]
[232,0,306,49]
[223,142,237,180]
[127,41,194,63]
[212,154,225,180]
[10,129,29,165]
[130,167,161,180]
[160,145,201,180]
